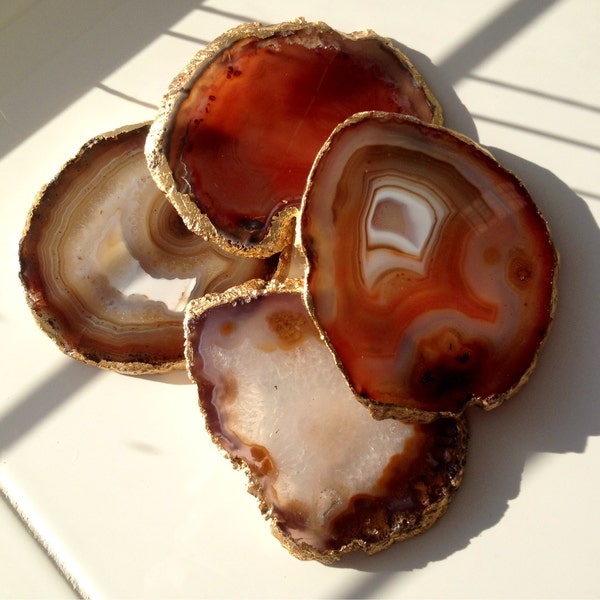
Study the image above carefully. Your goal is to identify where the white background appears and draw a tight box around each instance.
[1,1,599,598]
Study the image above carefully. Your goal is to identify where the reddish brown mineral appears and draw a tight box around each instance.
[146,19,442,255]
[301,112,558,421]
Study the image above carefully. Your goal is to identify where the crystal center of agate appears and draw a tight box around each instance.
[363,176,448,285]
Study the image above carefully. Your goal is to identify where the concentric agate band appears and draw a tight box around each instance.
[300,112,558,421]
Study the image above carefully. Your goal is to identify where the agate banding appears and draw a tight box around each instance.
[17,16,560,565]
[301,112,558,421]
[146,18,442,257]
[19,124,277,374]
[185,280,467,562]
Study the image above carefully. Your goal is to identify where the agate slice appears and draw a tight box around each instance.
[185,280,467,562]
[146,18,442,257]
[19,123,277,374]
[301,112,558,421]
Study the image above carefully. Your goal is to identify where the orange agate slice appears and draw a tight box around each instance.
[301,113,558,421]
[147,19,442,256]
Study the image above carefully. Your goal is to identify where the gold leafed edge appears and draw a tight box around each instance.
[299,111,559,423]
[145,18,444,259]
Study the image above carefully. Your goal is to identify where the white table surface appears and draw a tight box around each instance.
[1,1,599,598]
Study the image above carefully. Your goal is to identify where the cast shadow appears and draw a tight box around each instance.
[328,153,600,596]
[0,356,193,454]
[390,39,480,142]
[0,360,101,454]
[0,0,204,159]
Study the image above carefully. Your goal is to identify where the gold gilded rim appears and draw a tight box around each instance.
[300,111,559,423]
[183,276,468,562]
[19,122,185,375]
[145,18,444,259]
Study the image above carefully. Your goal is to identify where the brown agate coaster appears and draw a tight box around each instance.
[300,112,558,422]
[185,279,467,562]
[19,123,277,374]
[146,18,443,257]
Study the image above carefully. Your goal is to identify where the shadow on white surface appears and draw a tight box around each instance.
[466,74,600,116]
[473,113,600,154]
[391,41,478,141]
[193,2,256,24]
[0,358,193,455]
[393,0,572,147]
[434,0,562,84]
[0,362,100,454]
[95,83,158,110]
[0,0,204,158]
